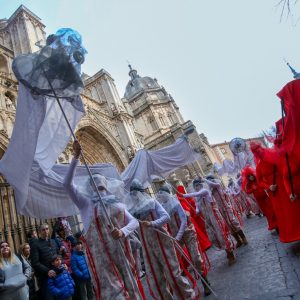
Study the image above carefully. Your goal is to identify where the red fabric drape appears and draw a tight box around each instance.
[176,185,212,251]
[277,80,300,162]
[251,141,300,242]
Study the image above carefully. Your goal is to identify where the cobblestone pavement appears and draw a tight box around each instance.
[205,216,300,300]
[141,216,300,299]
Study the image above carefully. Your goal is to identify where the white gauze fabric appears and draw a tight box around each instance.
[121,137,201,190]
[0,84,84,215]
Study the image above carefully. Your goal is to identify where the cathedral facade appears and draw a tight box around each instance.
[0,5,213,250]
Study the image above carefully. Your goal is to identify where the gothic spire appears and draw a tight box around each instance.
[286,62,300,79]
[128,64,140,80]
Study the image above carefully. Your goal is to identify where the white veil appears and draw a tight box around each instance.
[156,190,179,216]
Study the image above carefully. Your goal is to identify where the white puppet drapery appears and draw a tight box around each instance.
[121,137,201,190]
[0,84,84,216]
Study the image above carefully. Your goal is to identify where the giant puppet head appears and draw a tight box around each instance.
[12,28,87,111]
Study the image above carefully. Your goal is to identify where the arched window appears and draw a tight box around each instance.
[159,115,165,127]
[0,55,9,74]
[149,117,158,131]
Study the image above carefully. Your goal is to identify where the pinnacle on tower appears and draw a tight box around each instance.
[128,64,140,80]
[286,62,300,79]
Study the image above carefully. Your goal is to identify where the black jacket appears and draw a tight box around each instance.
[30,238,58,278]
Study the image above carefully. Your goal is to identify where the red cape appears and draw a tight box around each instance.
[251,142,300,242]
[277,80,300,162]
[176,185,212,251]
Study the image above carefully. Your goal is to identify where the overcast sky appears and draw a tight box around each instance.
[1,0,299,144]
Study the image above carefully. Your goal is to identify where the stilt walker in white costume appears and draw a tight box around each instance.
[178,178,236,266]
[228,177,260,217]
[64,141,143,300]
[127,179,196,300]
[156,184,212,297]
[204,176,248,248]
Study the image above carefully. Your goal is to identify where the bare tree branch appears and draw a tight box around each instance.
[276,0,299,22]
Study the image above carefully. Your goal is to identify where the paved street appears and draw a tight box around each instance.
[141,216,300,300]
[206,217,300,300]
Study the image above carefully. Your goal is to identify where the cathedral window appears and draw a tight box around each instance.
[168,113,174,124]
[0,55,9,74]
[159,115,165,126]
[149,117,158,131]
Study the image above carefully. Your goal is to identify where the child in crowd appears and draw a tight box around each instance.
[71,241,95,300]
[48,255,75,300]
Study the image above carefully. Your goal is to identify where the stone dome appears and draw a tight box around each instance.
[124,65,161,100]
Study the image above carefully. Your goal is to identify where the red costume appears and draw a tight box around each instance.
[176,185,212,251]
[276,80,300,199]
[251,140,300,243]
[277,80,300,164]
[241,167,277,230]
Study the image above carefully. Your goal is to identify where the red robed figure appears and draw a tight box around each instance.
[241,166,277,231]
[176,185,211,251]
[251,138,300,242]
[277,79,300,162]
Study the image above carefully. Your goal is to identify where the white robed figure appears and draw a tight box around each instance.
[178,178,236,266]
[156,185,212,297]
[126,179,196,300]
[64,141,142,300]
[204,176,248,248]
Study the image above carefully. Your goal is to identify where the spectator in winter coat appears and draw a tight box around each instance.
[0,241,29,300]
[71,241,95,300]
[48,255,74,300]
[30,223,59,300]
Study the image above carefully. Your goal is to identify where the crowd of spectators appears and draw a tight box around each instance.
[0,218,95,300]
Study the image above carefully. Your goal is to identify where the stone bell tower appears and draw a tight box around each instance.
[123,65,214,179]
[123,65,184,146]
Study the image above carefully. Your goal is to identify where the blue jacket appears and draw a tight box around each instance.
[71,250,91,281]
[48,266,74,298]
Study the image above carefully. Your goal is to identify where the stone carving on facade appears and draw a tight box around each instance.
[4,96,15,110]
[126,145,135,162]
[118,104,125,113]
[58,143,73,164]
[0,129,8,138]
[110,103,118,115]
